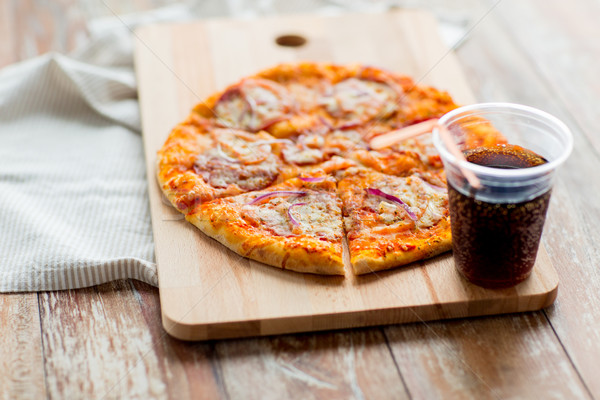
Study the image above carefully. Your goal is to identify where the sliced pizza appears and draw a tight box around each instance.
[338,167,452,274]
[185,174,346,275]
[157,61,508,276]
[157,119,302,213]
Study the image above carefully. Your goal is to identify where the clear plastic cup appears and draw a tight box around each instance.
[432,103,573,288]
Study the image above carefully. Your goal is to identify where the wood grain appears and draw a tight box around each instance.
[494,0,600,156]
[0,294,46,400]
[39,281,171,399]
[10,0,87,63]
[39,280,241,399]
[489,1,600,397]
[0,0,16,67]
[385,314,589,399]
[37,280,411,399]
[135,10,559,341]
[456,1,600,397]
[0,0,181,69]
[215,330,408,400]
[130,280,225,400]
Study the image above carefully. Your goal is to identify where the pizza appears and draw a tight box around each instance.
[157,62,505,276]
[187,173,346,275]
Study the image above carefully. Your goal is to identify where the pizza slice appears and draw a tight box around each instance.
[185,174,346,275]
[192,72,331,139]
[157,120,302,213]
[338,167,452,274]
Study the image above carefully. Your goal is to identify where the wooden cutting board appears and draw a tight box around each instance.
[134,10,558,341]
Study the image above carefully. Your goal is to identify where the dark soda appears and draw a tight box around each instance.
[449,145,550,288]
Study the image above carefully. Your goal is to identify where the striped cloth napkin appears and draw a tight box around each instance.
[0,50,158,292]
[0,5,198,292]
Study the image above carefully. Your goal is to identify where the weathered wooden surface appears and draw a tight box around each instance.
[490,1,600,397]
[1,0,600,398]
[0,294,46,400]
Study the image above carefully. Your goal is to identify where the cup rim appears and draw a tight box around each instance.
[432,102,573,179]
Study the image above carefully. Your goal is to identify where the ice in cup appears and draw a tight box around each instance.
[432,103,573,288]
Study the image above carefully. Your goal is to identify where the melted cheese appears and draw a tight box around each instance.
[282,146,324,165]
[325,129,365,155]
[299,134,325,148]
[321,78,399,121]
[378,201,399,224]
[244,202,290,236]
[289,199,342,239]
[369,176,447,228]
[417,183,447,228]
[241,192,342,240]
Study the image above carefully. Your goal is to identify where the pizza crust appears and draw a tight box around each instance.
[186,177,346,275]
[338,167,453,274]
[187,211,345,275]
[349,223,452,275]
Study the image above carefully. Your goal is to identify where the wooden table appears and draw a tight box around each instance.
[1,1,599,398]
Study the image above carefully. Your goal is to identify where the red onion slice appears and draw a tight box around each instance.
[337,120,362,130]
[287,202,307,226]
[247,191,306,205]
[299,176,325,183]
[366,188,418,221]
[318,115,333,130]
[216,143,239,163]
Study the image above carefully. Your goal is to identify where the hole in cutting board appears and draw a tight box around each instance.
[275,34,307,47]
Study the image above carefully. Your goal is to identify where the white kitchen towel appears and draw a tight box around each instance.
[0,52,160,292]
[0,1,468,292]
[0,4,199,292]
